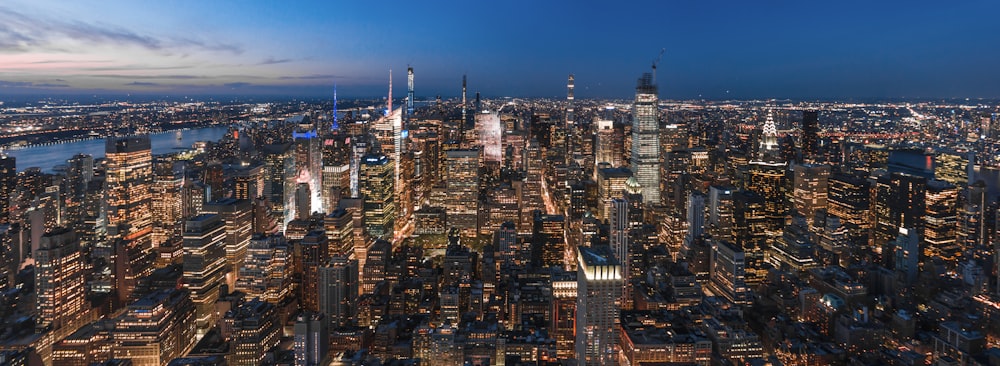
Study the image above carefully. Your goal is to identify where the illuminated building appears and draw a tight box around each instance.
[233,163,264,201]
[477,110,502,164]
[35,228,87,335]
[362,240,391,294]
[293,117,324,216]
[709,239,750,305]
[321,137,350,211]
[551,271,577,359]
[792,163,830,228]
[619,312,712,366]
[873,173,926,256]
[575,245,622,366]
[707,185,735,241]
[262,143,295,232]
[111,289,197,366]
[235,234,292,304]
[52,324,112,366]
[827,173,871,245]
[533,213,566,268]
[892,227,920,284]
[203,198,252,289]
[222,299,280,366]
[324,208,354,257]
[594,106,624,170]
[360,154,395,239]
[630,73,660,204]
[150,162,183,249]
[182,214,228,337]
[932,322,986,365]
[771,214,818,272]
[412,323,461,366]
[294,312,328,366]
[609,198,631,308]
[888,149,934,180]
[445,149,479,236]
[319,256,358,328]
[105,135,153,245]
[923,180,959,261]
[596,167,631,221]
[934,149,971,187]
[744,161,786,235]
[0,154,13,224]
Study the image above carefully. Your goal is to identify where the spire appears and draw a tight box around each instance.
[387,69,392,116]
[332,85,338,130]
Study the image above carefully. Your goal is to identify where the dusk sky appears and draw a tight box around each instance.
[2,1,999,99]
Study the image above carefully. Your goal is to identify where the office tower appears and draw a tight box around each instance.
[494,222,519,272]
[771,214,817,271]
[551,270,578,359]
[594,106,624,170]
[445,149,479,236]
[236,234,293,304]
[360,154,395,239]
[319,256,358,328]
[828,173,871,244]
[299,231,329,312]
[407,66,415,118]
[888,149,935,180]
[322,136,351,212]
[203,198,252,289]
[64,153,93,225]
[263,143,295,231]
[892,228,920,284]
[576,245,622,366]
[792,163,830,228]
[35,228,86,336]
[630,73,660,204]
[151,162,183,249]
[533,213,566,268]
[709,239,750,305]
[362,239,391,294]
[477,111,502,164]
[182,214,228,337]
[294,312,329,366]
[960,180,987,250]
[609,198,630,309]
[203,163,226,201]
[707,185,736,241]
[873,173,927,254]
[233,163,264,201]
[745,160,786,234]
[924,180,959,261]
[462,75,468,126]
[222,299,280,366]
[324,208,353,257]
[801,110,819,160]
[935,150,972,187]
[596,167,631,221]
[412,323,461,366]
[111,289,197,366]
[0,154,13,224]
[686,191,707,240]
[566,74,577,167]
[105,135,153,244]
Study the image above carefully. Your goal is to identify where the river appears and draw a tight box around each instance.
[4,126,231,173]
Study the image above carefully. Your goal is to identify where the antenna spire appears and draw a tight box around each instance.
[387,69,392,115]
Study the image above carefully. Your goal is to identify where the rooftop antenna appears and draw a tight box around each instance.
[332,84,338,130]
[387,69,392,116]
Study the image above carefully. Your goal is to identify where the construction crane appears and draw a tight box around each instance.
[652,48,665,82]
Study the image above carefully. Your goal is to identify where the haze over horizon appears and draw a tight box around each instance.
[2,0,999,100]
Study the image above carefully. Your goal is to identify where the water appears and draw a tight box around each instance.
[5,126,231,173]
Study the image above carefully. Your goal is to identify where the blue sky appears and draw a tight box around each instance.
[1,1,999,99]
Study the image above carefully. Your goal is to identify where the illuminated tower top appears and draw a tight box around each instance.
[332,85,338,131]
[407,67,414,118]
[759,109,779,158]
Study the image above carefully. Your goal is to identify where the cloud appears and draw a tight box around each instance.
[0,80,69,87]
[126,81,160,86]
[258,57,292,65]
[0,6,242,54]
[95,74,203,80]
[278,74,344,80]
[224,82,251,88]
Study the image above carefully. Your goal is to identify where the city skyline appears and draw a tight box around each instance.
[1,1,1000,99]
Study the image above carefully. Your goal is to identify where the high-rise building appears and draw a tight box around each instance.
[630,73,660,204]
[576,245,623,366]
[203,198,252,289]
[801,110,820,160]
[300,231,329,312]
[445,149,479,236]
[594,106,624,170]
[597,167,632,221]
[792,163,830,228]
[319,256,358,328]
[293,119,324,216]
[111,289,197,366]
[35,228,86,335]
[873,173,926,255]
[707,185,736,241]
[105,135,153,244]
[360,154,395,239]
[223,298,280,366]
[262,143,295,231]
[924,180,959,261]
[827,173,871,245]
[709,239,750,305]
[893,228,920,284]
[294,312,328,366]
[151,162,183,249]
[236,234,293,304]
[324,208,354,257]
[609,198,631,309]
[0,154,14,224]
[182,214,228,337]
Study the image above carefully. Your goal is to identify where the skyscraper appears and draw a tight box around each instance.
[609,198,630,308]
[360,154,395,239]
[105,135,153,243]
[630,73,660,204]
[203,198,252,289]
[407,66,415,118]
[576,245,623,366]
[294,312,329,366]
[801,110,819,160]
[35,228,86,335]
[445,149,480,236]
[0,154,15,224]
[792,163,830,228]
[182,214,228,337]
[236,234,293,304]
[709,239,750,305]
[319,256,358,328]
